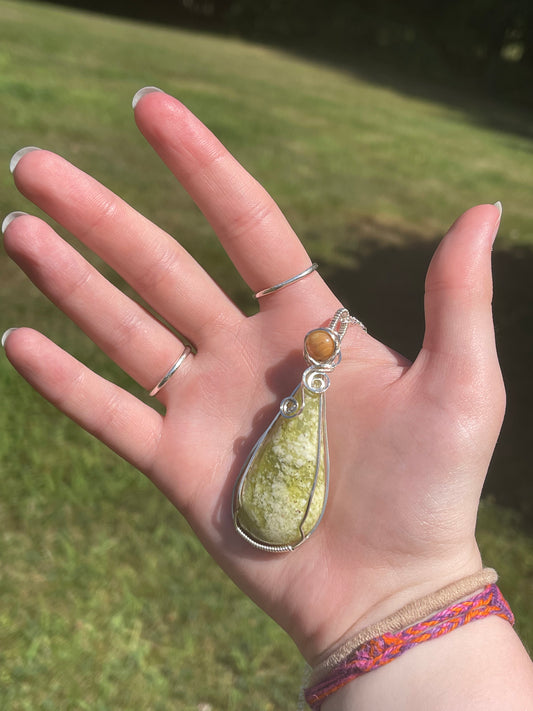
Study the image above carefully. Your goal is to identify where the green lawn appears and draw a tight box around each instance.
[0,1,532,708]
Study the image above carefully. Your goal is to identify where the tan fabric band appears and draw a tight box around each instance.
[310,567,498,684]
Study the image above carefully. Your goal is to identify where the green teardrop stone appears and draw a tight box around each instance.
[235,386,328,548]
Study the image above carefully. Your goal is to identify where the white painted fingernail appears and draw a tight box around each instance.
[492,201,503,244]
[10,146,41,174]
[2,328,19,348]
[2,211,29,234]
[132,86,164,109]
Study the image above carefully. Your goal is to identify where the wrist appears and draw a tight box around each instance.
[303,570,520,710]
[302,549,483,666]
[321,616,533,711]
[309,567,498,682]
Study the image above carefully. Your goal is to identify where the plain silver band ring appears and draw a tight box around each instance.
[150,345,192,396]
[255,263,318,299]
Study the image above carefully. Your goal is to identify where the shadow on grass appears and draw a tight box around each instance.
[35,0,533,141]
[316,219,533,524]
[284,47,533,142]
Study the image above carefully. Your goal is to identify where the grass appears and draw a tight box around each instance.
[0,1,532,708]
[0,372,303,710]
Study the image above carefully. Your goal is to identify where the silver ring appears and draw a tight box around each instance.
[149,345,192,396]
[255,263,318,299]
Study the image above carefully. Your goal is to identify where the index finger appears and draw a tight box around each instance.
[133,89,331,305]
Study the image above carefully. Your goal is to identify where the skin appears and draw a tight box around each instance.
[3,89,532,706]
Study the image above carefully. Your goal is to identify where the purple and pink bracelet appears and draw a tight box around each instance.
[304,574,514,710]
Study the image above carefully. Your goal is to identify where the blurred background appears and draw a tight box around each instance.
[0,0,532,708]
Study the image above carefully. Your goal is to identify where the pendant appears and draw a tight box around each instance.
[233,308,364,552]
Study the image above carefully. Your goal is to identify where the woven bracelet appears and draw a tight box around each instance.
[304,583,514,710]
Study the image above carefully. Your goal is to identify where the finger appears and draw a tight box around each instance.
[423,204,500,356]
[3,213,188,392]
[133,89,331,303]
[10,148,242,343]
[415,203,505,416]
[3,328,163,473]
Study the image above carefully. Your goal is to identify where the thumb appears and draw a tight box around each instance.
[417,203,504,406]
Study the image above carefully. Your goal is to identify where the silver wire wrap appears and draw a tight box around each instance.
[254,263,318,298]
[149,345,192,396]
[279,308,364,419]
[232,307,366,552]
[327,307,367,338]
[232,381,329,553]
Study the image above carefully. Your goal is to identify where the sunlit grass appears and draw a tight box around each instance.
[0,372,302,710]
[0,1,532,708]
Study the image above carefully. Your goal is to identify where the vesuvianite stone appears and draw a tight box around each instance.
[236,386,327,548]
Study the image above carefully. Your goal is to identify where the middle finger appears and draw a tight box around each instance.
[10,148,243,343]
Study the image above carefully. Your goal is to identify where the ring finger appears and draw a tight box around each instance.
[3,213,192,392]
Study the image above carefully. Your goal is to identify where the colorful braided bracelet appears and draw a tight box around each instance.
[304,583,514,710]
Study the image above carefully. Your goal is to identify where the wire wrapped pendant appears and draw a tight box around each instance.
[233,308,365,552]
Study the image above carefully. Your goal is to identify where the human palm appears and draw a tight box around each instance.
[3,89,504,663]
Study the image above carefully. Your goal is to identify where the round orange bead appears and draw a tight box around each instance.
[305,329,336,362]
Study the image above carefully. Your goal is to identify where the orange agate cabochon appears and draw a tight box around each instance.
[304,329,336,362]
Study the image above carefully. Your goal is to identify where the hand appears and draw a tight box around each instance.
[3,89,504,664]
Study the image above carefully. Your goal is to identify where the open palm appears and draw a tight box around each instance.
[3,89,504,663]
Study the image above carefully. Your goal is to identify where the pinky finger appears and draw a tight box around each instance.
[3,328,163,473]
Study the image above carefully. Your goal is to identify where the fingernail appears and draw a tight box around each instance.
[132,86,164,110]
[492,201,502,244]
[2,211,29,234]
[2,328,19,348]
[10,146,41,174]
